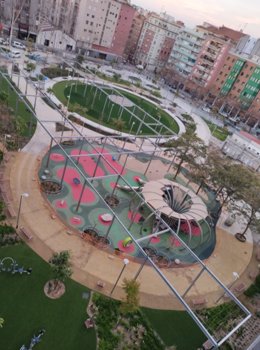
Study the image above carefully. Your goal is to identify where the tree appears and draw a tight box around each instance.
[165,127,206,179]
[112,118,126,132]
[49,251,72,289]
[47,87,54,95]
[120,278,140,314]
[8,0,27,48]
[187,160,210,194]
[113,73,121,82]
[0,317,4,328]
[232,174,260,242]
[210,161,254,213]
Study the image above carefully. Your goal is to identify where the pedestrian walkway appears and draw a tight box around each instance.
[3,150,254,310]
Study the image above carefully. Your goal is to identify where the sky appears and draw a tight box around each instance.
[132,0,260,38]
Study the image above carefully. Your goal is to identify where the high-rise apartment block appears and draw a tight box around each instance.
[135,13,181,71]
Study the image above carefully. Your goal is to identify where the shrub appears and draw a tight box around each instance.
[0,224,16,235]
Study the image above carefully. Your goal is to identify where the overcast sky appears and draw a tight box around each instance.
[132,0,260,38]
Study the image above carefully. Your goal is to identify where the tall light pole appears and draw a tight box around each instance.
[110,258,129,296]
[3,134,11,153]
[16,193,29,229]
[215,271,239,304]
[130,121,135,134]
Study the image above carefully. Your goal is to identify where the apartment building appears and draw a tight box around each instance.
[69,0,135,60]
[162,25,247,96]
[135,13,181,71]
[190,36,232,90]
[206,52,260,125]
[123,9,146,63]
[0,0,76,40]
[167,27,206,79]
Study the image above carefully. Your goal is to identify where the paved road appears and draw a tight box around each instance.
[247,335,260,350]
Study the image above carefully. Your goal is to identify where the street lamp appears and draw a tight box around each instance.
[16,193,29,229]
[215,271,239,303]
[3,134,11,153]
[110,258,129,296]
[130,121,135,134]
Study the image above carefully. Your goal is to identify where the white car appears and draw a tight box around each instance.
[0,38,8,46]
[12,41,26,50]
[9,50,21,58]
[202,106,211,113]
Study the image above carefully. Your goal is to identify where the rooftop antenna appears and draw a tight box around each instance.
[241,23,248,32]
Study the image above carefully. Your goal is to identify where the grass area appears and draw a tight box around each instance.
[0,73,36,139]
[0,244,96,350]
[143,307,206,350]
[52,81,179,135]
[204,119,229,141]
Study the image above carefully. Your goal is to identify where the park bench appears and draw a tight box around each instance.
[6,204,16,218]
[97,280,105,288]
[192,297,207,307]
[233,283,246,293]
[20,226,33,241]
[249,270,258,280]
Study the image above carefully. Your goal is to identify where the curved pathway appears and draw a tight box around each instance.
[4,150,253,310]
[3,65,255,311]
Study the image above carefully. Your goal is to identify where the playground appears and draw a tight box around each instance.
[39,139,215,266]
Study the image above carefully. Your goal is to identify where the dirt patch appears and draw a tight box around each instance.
[44,280,65,299]
[109,94,134,107]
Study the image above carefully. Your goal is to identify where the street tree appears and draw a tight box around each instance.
[120,278,140,314]
[232,174,260,242]
[8,0,27,48]
[165,127,207,179]
[210,161,254,213]
[49,250,72,290]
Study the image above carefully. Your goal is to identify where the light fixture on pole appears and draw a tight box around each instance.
[110,258,129,296]
[215,271,239,304]
[4,134,11,153]
[16,193,29,229]
[130,121,135,134]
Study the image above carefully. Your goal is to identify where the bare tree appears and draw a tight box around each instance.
[8,0,27,48]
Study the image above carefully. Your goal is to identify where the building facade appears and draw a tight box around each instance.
[206,52,260,125]
[135,13,181,71]
[222,131,260,171]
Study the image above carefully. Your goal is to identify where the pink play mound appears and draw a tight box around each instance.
[57,167,96,204]
[151,236,161,244]
[71,149,105,178]
[128,211,142,223]
[70,216,83,226]
[93,147,127,175]
[180,221,201,236]
[55,199,68,209]
[118,240,135,253]
[50,153,65,162]
[98,214,112,226]
[133,176,141,182]
[169,236,182,247]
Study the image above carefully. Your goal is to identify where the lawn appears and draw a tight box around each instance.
[0,244,96,350]
[0,73,37,139]
[143,307,206,350]
[52,81,179,135]
[204,119,229,141]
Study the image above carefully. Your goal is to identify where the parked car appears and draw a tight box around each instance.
[202,105,211,113]
[0,38,8,46]
[12,41,26,50]
[9,50,21,58]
